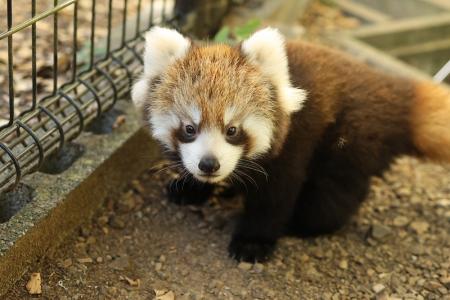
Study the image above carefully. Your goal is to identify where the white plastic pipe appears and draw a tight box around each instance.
[433,59,450,83]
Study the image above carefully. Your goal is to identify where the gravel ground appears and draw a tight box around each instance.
[4,1,450,299]
[5,156,450,299]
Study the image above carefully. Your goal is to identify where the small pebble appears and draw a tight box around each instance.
[424,281,443,291]
[410,221,430,234]
[109,216,126,229]
[370,224,392,241]
[155,262,163,271]
[238,262,252,271]
[97,216,109,226]
[253,263,264,273]
[338,259,348,270]
[439,276,450,289]
[77,257,93,264]
[393,216,409,227]
[175,211,185,220]
[372,283,385,294]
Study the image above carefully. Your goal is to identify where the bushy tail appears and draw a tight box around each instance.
[411,82,450,162]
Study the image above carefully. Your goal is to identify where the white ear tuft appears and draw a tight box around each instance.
[280,87,307,113]
[131,27,190,108]
[143,26,190,78]
[241,27,306,114]
[131,77,148,109]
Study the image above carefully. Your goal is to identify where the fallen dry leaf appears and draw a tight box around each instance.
[155,289,175,300]
[112,115,126,129]
[26,273,42,295]
[120,275,139,286]
[121,275,141,287]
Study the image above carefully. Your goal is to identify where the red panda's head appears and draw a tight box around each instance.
[132,27,306,183]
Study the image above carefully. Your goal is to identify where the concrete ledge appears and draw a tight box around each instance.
[0,101,161,295]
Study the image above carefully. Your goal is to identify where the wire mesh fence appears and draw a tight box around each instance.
[0,0,177,194]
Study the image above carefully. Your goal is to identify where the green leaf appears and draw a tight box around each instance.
[214,26,231,43]
[234,19,261,41]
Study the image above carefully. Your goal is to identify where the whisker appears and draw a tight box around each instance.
[181,170,190,191]
[237,163,268,179]
[177,169,190,192]
[239,159,268,179]
[234,169,258,189]
[231,171,248,193]
[152,162,183,175]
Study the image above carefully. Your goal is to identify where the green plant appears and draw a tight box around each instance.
[214,19,261,43]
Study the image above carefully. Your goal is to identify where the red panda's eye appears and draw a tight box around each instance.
[185,125,196,136]
[226,126,237,137]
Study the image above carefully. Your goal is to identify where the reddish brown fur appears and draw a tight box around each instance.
[146,39,450,164]
[285,41,450,165]
[148,44,290,155]
[148,37,450,262]
[154,44,274,124]
[412,82,450,162]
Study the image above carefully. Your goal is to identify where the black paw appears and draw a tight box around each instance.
[228,236,275,262]
[166,180,212,206]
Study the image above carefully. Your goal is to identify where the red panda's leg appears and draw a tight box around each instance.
[291,157,370,237]
[228,161,308,262]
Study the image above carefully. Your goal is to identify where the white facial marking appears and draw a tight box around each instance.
[179,129,243,182]
[186,105,201,124]
[224,106,238,125]
[131,77,148,109]
[242,27,306,114]
[150,112,179,150]
[243,115,274,157]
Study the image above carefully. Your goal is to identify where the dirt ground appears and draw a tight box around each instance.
[5,156,450,299]
[4,1,450,300]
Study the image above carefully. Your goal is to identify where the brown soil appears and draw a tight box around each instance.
[5,156,450,299]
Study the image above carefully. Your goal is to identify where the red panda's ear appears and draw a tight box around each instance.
[131,27,191,108]
[132,27,191,108]
[143,27,191,77]
[241,28,306,114]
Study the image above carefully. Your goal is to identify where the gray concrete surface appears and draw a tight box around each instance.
[0,101,161,296]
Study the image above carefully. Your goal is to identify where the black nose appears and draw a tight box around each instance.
[198,156,220,174]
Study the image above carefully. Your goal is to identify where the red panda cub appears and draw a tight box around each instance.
[132,27,450,262]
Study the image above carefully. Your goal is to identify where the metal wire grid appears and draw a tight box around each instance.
[0,0,174,194]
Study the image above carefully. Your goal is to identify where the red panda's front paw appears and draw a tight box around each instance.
[228,236,275,262]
